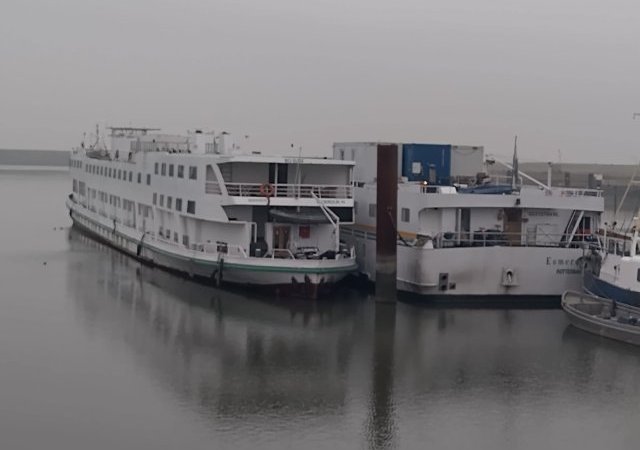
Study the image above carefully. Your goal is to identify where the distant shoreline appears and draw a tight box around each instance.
[0,149,68,167]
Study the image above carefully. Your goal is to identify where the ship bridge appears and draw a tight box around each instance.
[205,156,354,208]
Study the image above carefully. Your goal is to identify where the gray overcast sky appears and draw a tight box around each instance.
[1,0,639,162]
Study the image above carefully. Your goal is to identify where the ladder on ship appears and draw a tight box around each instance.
[561,210,584,246]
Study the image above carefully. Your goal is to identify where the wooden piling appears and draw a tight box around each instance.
[375,144,398,302]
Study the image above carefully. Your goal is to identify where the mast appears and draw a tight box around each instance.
[511,135,519,190]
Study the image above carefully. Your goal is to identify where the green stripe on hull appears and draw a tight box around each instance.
[149,244,356,274]
[70,207,356,275]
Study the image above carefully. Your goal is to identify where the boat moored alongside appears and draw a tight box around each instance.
[334,141,604,301]
[561,290,640,345]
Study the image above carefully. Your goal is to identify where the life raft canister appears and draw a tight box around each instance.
[259,183,275,197]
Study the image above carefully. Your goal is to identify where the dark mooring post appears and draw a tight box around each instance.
[375,143,398,303]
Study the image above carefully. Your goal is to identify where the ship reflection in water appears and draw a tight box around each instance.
[66,229,640,450]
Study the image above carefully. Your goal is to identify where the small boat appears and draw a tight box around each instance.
[561,290,640,345]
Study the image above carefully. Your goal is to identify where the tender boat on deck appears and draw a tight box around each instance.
[561,290,640,345]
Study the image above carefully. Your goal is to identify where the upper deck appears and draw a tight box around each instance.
[71,128,355,216]
[395,182,604,212]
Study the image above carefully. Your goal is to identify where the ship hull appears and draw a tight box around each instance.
[68,200,356,299]
[583,270,640,307]
[344,228,587,300]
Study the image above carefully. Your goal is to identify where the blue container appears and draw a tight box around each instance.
[401,144,451,184]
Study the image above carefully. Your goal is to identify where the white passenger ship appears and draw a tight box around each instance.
[334,142,604,300]
[67,127,357,298]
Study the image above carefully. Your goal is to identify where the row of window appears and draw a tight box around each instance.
[152,193,196,214]
[84,186,153,219]
[73,178,196,216]
[83,163,152,186]
[158,226,190,247]
[357,202,411,222]
[70,159,83,168]
[154,162,198,180]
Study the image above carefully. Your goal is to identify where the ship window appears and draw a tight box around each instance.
[165,229,171,239]
[154,163,159,175]
[175,198,182,211]
[128,171,132,182]
[167,196,172,209]
[189,166,197,180]
[637,269,640,283]
[401,208,410,222]
[182,235,189,247]
[161,163,166,176]
[159,226,163,236]
[187,200,196,214]
[369,203,376,218]
[174,232,178,243]
[169,164,174,177]
[146,174,151,185]
[72,179,78,193]
[159,195,164,207]
[117,169,121,179]
[178,165,184,178]
[299,225,311,239]
[137,172,141,184]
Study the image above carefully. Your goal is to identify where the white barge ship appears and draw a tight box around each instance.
[334,142,604,300]
[67,127,357,298]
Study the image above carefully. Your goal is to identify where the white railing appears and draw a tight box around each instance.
[420,231,599,249]
[342,227,599,249]
[208,182,352,199]
[552,188,603,198]
[265,248,296,259]
[205,182,222,194]
[193,242,248,258]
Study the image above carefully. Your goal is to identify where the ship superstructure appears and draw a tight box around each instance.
[67,127,356,297]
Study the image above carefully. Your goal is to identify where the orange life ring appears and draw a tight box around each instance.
[259,183,274,197]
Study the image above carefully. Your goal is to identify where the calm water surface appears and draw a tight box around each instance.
[1,170,640,450]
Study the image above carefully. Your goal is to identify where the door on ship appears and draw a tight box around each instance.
[273,226,291,252]
[503,208,522,245]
